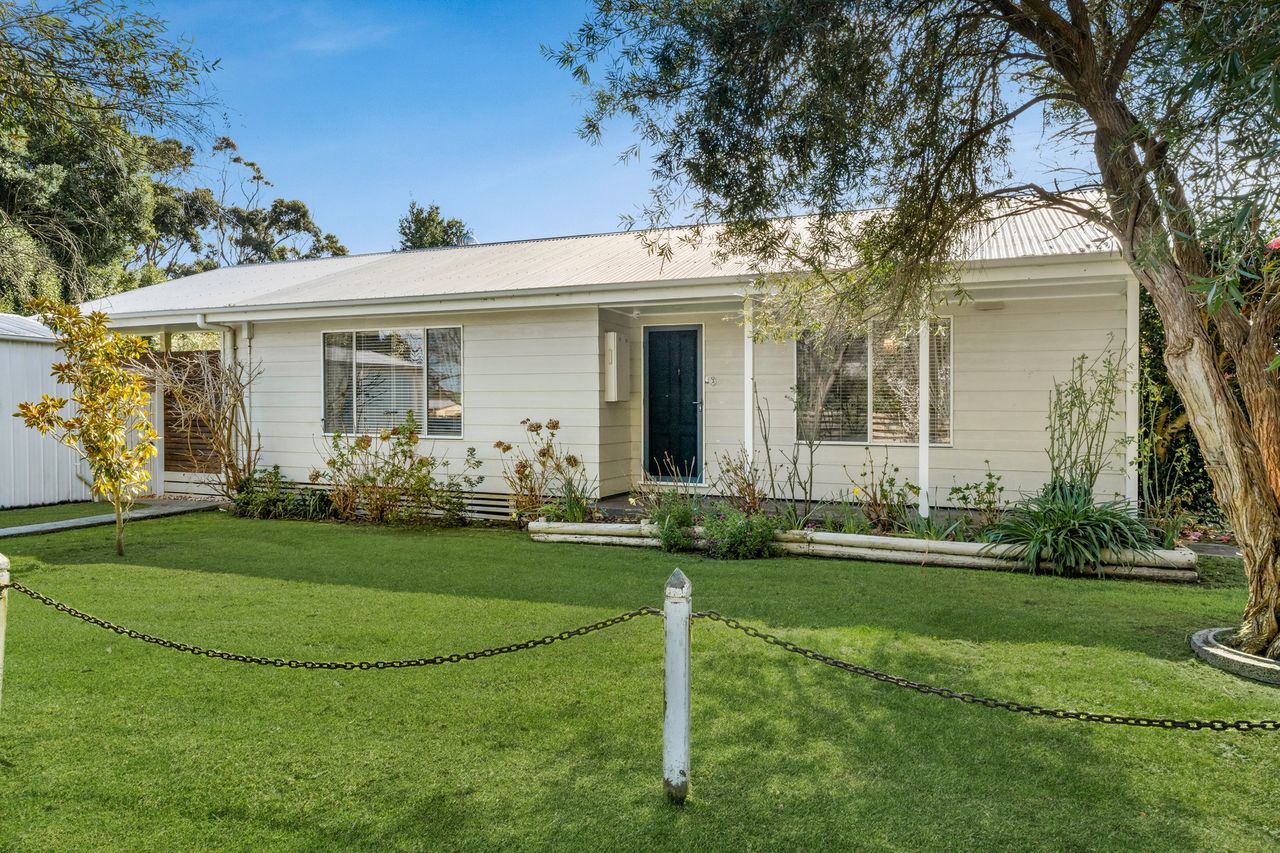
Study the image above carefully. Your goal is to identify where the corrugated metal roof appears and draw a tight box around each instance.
[84,204,1116,318]
[0,313,55,343]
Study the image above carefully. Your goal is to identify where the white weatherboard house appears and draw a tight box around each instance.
[85,206,1138,515]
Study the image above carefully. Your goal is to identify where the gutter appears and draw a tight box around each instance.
[195,314,253,360]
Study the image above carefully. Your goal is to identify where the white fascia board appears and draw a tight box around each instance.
[101,276,757,330]
[100,251,1128,331]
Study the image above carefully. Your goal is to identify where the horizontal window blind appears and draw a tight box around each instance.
[322,327,463,436]
[796,318,952,445]
[355,330,424,433]
[797,333,869,442]
[426,327,462,436]
[322,332,354,434]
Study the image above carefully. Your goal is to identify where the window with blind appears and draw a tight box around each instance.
[796,318,952,445]
[322,328,462,436]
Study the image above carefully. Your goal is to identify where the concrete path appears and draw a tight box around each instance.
[0,499,223,539]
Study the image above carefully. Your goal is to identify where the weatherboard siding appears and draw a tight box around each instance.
[244,307,603,492]
[227,269,1133,507]
[750,293,1132,503]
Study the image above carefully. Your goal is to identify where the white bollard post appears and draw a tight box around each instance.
[663,568,691,803]
[0,555,9,712]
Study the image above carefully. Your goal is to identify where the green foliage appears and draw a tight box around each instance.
[0,0,210,307]
[315,412,483,526]
[15,299,157,554]
[646,490,698,553]
[495,418,597,525]
[232,467,334,521]
[948,462,1007,532]
[1046,349,1126,490]
[701,502,779,560]
[819,499,873,535]
[897,513,966,542]
[1137,289,1216,519]
[538,471,598,524]
[847,451,919,534]
[0,102,157,311]
[397,201,472,250]
[986,481,1155,576]
[123,135,347,286]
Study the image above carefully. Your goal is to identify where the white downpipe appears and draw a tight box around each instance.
[195,313,237,362]
[917,318,931,518]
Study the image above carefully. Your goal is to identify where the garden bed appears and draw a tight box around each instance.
[527,520,1200,582]
[1189,628,1280,685]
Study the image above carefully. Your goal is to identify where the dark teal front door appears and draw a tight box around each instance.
[645,327,701,479]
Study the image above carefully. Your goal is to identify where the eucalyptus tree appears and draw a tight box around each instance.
[0,0,212,303]
[552,1,1280,655]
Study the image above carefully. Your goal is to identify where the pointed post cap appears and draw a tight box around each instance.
[0,552,9,571]
[665,568,691,597]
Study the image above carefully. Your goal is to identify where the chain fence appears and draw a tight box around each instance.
[2,578,1277,733]
[692,610,1280,733]
[0,579,659,670]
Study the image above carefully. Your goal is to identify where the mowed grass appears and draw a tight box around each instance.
[0,501,149,529]
[0,514,1277,852]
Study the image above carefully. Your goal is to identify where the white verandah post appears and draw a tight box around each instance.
[917,318,931,518]
[743,300,755,462]
[663,568,691,803]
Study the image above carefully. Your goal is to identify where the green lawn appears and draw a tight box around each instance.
[0,515,1276,852]
[0,501,149,529]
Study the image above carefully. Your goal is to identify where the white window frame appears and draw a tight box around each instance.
[793,316,954,448]
[321,325,464,439]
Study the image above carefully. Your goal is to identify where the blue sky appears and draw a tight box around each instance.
[155,1,1075,256]
[155,0,655,254]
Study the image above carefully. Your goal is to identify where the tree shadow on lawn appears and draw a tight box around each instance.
[5,514,1243,666]
[32,648,1213,851]
[214,649,1214,851]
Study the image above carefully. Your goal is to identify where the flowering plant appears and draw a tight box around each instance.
[496,417,597,524]
[312,411,482,524]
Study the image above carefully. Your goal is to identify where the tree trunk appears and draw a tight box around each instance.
[114,499,124,557]
[1136,264,1280,656]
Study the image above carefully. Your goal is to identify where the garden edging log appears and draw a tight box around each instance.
[526,521,1199,582]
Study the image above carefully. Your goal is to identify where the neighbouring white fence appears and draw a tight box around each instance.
[0,315,92,509]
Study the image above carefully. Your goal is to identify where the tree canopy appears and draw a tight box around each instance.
[397,201,472,250]
[554,0,1280,655]
[551,0,1279,330]
[0,2,345,311]
[0,0,213,310]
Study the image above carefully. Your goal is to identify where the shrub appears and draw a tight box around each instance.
[947,461,1007,531]
[646,489,699,552]
[702,502,779,560]
[710,447,769,515]
[985,480,1156,575]
[314,412,483,525]
[897,513,966,541]
[233,466,334,521]
[819,498,873,535]
[846,451,919,533]
[496,418,597,525]
[1046,349,1126,489]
